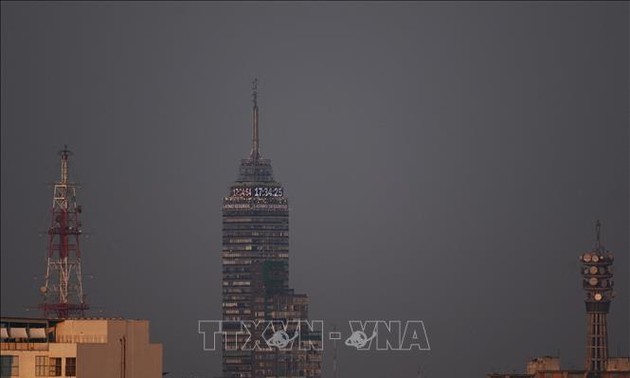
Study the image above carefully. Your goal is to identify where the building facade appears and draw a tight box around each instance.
[0,317,162,378]
[221,81,322,377]
[487,355,630,378]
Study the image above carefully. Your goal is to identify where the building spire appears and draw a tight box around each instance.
[250,78,261,160]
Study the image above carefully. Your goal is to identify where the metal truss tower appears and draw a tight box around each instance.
[39,146,89,319]
[579,220,615,377]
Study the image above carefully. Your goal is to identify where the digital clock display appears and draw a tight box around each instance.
[231,186,284,197]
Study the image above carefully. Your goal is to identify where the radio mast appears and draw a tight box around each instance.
[39,146,89,318]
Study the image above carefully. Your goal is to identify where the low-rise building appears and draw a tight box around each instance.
[488,356,630,378]
[0,317,162,378]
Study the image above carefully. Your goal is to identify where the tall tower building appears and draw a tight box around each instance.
[579,220,615,377]
[39,146,89,319]
[221,80,321,378]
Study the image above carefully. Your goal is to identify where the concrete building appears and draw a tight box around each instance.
[0,317,162,377]
[487,355,630,378]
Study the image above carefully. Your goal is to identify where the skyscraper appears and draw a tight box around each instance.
[221,80,322,378]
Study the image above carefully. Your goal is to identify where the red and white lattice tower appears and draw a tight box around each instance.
[39,146,88,318]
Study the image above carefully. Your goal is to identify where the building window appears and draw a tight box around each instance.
[0,355,19,376]
[65,357,77,376]
[48,357,62,376]
[35,356,48,376]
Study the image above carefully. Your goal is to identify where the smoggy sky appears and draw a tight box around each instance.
[1,2,628,377]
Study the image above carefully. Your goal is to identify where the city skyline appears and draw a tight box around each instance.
[1,2,628,377]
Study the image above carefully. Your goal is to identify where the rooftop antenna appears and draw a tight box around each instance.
[333,324,338,378]
[416,359,428,378]
[250,78,261,160]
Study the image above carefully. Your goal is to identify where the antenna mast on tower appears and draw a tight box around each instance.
[250,78,261,160]
[39,146,89,318]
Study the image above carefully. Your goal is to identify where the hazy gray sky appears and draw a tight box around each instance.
[1,2,628,377]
